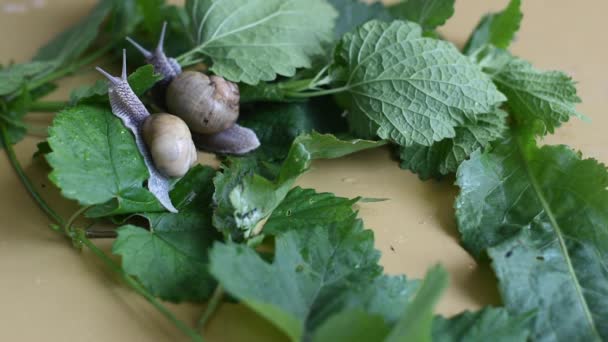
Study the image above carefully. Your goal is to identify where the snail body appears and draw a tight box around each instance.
[143,113,197,178]
[166,71,239,134]
[127,24,260,155]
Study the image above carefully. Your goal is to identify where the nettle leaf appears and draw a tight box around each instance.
[210,188,421,341]
[433,307,532,342]
[239,100,347,161]
[331,20,505,147]
[328,0,391,39]
[33,1,112,67]
[0,62,55,96]
[464,0,522,54]
[479,47,581,133]
[399,109,507,180]
[185,0,337,84]
[46,105,152,206]
[70,65,163,105]
[455,131,608,341]
[113,166,220,302]
[389,0,455,31]
[213,132,385,238]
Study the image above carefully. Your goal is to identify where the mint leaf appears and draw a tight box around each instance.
[46,105,150,206]
[113,166,220,302]
[463,0,522,54]
[479,47,581,133]
[184,0,337,84]
[433,307,532,342]
[33,1,112,67]
[328,0,391,39]
[331,20,505,147]
[0,62,54,96]
[210,188,419,341]
[213,132,385,238]
[399,109,507,180]
[455,131,608,340]
[70,65,163,105]
[389,0,455,31]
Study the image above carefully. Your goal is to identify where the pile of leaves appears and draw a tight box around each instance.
[1,0,606,341]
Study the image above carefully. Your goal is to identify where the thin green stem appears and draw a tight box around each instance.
[285,86,349,99]
[65,205,92,237]
[197,285,225,330]
[176,49,200,66]
[77,231,204,342]
[29,100,68,113]
[0,124,65,226]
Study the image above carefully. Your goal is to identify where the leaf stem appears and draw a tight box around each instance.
[0,124,65,226]
[285,86,349,98]
[76,230,205,342]
[197,285,225,331]
[29,100,68,113]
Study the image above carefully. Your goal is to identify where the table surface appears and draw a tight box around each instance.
[1,0,606,341]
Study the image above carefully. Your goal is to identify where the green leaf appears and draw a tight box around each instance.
[389,0,455,31]
[463,0,522,54]
[136,0,166,36]
[433,307,532,342]
[113,166,221,302]
[455,130,608,341]
[184,0,337,84]
[33,1,112,67]
[46,105,149,206]
[331,20,505,147]
[0,62,55,96]
[213,132,385,238]
[479,47,581,133]
[239,100,347,161]
[399,109,507,180]
[210,188,418,340]
[328,0,391,39]
[70,65,163,105]
[312,310,391,342]
[386,265,448,342]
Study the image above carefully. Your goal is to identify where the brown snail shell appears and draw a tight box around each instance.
[142,113,198,178]
[166,71,240,134]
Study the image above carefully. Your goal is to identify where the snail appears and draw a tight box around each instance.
[96,50,182,213]
[142,113,197,178]
[127,23,260,155]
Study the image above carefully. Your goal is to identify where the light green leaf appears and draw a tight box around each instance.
[184,0,337,84]
[113,166,220,302]
[0,62,55,96]
[463,0,522,54]
[69,65,163,105]
[399,109,507,180]
[433,307,532,342]
[331,20,505,147]
[210,188,418,341]
[33,1,112,66]
[389,0,455,31]
[328,0,391,39]
[313,310,391,342]
[213,132,385,238]
[478,47,581,133]
[46,105,149,206]
[455,130,608,341]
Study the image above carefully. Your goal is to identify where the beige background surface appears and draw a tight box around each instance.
[0,0,606,341]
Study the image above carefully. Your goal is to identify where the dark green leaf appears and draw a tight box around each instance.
[478,47,581,133]
[113,166,220,302]
[328,0,391,39]
[455,130,608,340]
[46,105,150,206]
[389,0,455,31]
[33,1,112,66]
[312,310,391,342]
[184,0,337,84]
[399,109,507,180]
[136,0,166,36]
[0,62,55,96]
[331,20,505,147]
[463,0,522,54]
[433,307,532,342]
